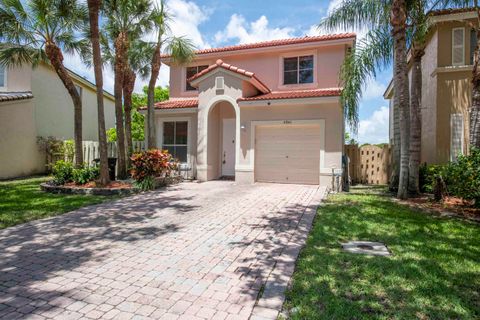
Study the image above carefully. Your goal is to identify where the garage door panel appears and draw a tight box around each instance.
[255,124,320,185]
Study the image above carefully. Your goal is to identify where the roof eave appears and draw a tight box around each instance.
[162,36,356,66]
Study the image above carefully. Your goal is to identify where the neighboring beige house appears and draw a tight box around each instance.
[385,8,477,164]
[144,33,356,186]
[0,62,115,179]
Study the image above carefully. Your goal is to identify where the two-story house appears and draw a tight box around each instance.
[149,33,356,186]
[385,8,477,164]
[0,62,116,179]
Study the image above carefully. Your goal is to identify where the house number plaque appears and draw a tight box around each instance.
[283,120,292,124]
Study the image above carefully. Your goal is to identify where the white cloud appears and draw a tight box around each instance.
[327,0,343,14]
[215,14,295,45]
[356,106,390,144]
[362,77,388,100]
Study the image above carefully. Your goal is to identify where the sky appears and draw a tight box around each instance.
[64,0,392,144]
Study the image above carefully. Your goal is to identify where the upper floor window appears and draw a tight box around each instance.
[283,55,314,85]
[186,65,208,91]
[452,27,465,66]
[0,65,6,88]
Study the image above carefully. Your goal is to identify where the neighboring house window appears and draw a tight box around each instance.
[0,65,6,88]
[74,84,82,101]
[163,121,188,162]
[470,28,477,65]
[283,55,314,85]
[452,27,465,66]
[185,65,208,91]
[450,113,464,161]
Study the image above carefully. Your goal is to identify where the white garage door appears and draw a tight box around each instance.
[255,124,321,184]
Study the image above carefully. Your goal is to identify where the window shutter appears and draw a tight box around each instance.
[452,28,465,66]
[450,113,464,161]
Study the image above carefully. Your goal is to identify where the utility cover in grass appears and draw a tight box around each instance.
[341,241,391,256]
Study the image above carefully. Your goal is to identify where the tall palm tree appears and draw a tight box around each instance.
[124,40,153,163]
[320,0,436,198]
[146,0,195,148]
[86,0,110,185]
[408,1,428,195]
[0,0,89,167]
[103,0,152,179]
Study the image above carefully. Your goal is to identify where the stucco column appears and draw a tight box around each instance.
[196,106,208,181]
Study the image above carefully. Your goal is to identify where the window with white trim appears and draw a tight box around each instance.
[185,65,208,91]
[452,27,465,66]
[283,55,314,85]
[163,121,188,162]
[470,28,477,65]
[450,113,464,161]
[0,65,6,88]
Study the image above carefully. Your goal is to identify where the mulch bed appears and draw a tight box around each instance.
[64,181,133,189]
[395,194,480,223]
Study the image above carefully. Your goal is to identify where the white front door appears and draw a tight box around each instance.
[222,118,236,176]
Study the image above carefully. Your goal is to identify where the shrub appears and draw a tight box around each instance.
[419,163,446,193]
[441,148,480,206]
[52,160,74,185]
[130,149,176,183]
[72,166,100,185]
[134,176,155,191]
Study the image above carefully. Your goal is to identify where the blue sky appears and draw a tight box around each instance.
[65,0,392,144]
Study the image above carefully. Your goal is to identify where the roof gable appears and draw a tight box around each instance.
[188,59,270,94]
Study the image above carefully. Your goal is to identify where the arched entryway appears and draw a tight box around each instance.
[206,100,237,180]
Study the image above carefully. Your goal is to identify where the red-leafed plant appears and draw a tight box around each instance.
[130,149,176,183]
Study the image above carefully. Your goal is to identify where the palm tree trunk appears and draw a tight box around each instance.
[390,96,400,191]
[408,46,424,196]
[123,67,136,168]
[87,0,110,185]
[45,41,83,167]
[114,33,128,179]
[471,12,480,148]
[147,43,162,149]
[391,0,410,199]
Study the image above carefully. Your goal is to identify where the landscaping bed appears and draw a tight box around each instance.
[283,186,479,320]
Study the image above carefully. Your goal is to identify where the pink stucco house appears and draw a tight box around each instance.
[152,33,356,186]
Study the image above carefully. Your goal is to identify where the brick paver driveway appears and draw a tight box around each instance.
[0,181,325,320]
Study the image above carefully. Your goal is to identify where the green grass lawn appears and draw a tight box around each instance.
[284,186,480,320]
[0,176,115,229]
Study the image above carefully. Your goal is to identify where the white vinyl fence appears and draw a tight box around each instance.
[82,141,146,165]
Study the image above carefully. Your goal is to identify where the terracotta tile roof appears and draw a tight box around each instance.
[238,88,342,102]
[188,59,270,93]
[163,33,356,58]
[429,8,475,16]
[143,98,199,110]
[0,91,34,102]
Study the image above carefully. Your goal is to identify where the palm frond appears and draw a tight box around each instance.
[320,0,390,33]
[165,36,196,65]
[340,26,393,130]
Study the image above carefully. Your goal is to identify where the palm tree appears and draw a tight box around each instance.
[146,0,196,148]
[408,1,428,195]
[103,0,152,179]
[86,0,110,185]
[0,0,89,167]
[124,40,153,163]
[320,0,436,198]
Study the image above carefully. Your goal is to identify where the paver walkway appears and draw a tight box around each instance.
[0,181,325,320]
